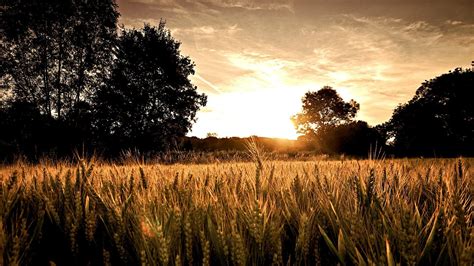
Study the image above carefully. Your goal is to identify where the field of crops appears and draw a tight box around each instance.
[0,156,472,265]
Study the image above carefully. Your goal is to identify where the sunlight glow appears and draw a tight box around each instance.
[329,71,350,82]
[335,87,354,101]
[189,54,308,139]
[190,89,301,139]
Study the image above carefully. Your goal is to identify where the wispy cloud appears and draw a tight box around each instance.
[117,0,474,138]
[194,74,222,94]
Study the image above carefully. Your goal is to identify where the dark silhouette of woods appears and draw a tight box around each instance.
[381,68,474,157]
[293,69,473,157]
[292,86,360,134]
[1,0,118,119]
[94,24,207,153]
[292,86,384,155]
[0,1,207,160]
[0,0,472,160]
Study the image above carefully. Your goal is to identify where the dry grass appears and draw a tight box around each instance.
[0,156,472,265]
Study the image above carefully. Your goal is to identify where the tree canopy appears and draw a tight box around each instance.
[94,23,207,153]
[0,2,207,160]
[292,86,360,135]
[1,0,119,119]
[382,68,474,156]
[0,0,471,159]
[292,86,385,155]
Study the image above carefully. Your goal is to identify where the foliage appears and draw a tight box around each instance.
[0,0,119,159]
[94,23,207,153]
[1,2,207,159]
[292,86,383,155]
[0,158,472,265]
[316,121,385,156]
[1,0,119,119]
[292,86,360,135]
[383,68,474,156]
[179,136,304,153]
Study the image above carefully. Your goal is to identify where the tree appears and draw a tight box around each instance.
[206,132,219,138]
[1,0,119,158]
[317,121,384,155]
[1,0,119,119]
[292,86,360,135]
[292,86,383,155]
[383,68,474,156]
[292,86,378,155]
[94,22,207,153]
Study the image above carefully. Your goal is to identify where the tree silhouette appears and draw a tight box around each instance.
[292,86,383,155]
[1,3,208,158]
[383,68,474,156]
[1,0,118,119]
[1,0,118,159]
[94,22,207,153]
[292,86,360,135]
[317,121,384,155]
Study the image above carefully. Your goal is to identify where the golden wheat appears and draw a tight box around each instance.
[0,157,472,265]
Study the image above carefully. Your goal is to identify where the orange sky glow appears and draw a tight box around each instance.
[117,0,474,139]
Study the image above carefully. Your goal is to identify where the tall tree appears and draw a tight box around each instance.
[0,0,118,158]
[383,68,474,156]
[1,0,119,119]
[94,22,207,152]
[292,86,372,154]
[292,86,360,135]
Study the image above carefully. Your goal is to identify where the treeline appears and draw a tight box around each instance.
[1,1,473,161]
[179,137,301,152]
[381,68,473,157]
[0,0,206,161]
[291,68,473,158]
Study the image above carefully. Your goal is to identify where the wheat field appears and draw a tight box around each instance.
[0,156,472,265]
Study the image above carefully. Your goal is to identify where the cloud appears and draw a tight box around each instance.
[194,74,222,94]
[116,0,474,138]
[173,24,242,36]
[197,0,295,11]
[119,0,295,14]
[120,0,474,24]
[446,20,463,26]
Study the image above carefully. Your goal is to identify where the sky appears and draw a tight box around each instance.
[117,0,474,139]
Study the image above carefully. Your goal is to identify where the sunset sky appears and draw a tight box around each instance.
[117,0,473,139]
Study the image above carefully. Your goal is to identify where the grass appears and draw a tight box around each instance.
[0,155,472,265]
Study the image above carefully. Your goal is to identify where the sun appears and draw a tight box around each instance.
[190,89,302,139]
[190,59,308,140]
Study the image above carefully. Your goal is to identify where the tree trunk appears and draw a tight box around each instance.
[56,32,63,119]
[43,20,52,117]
